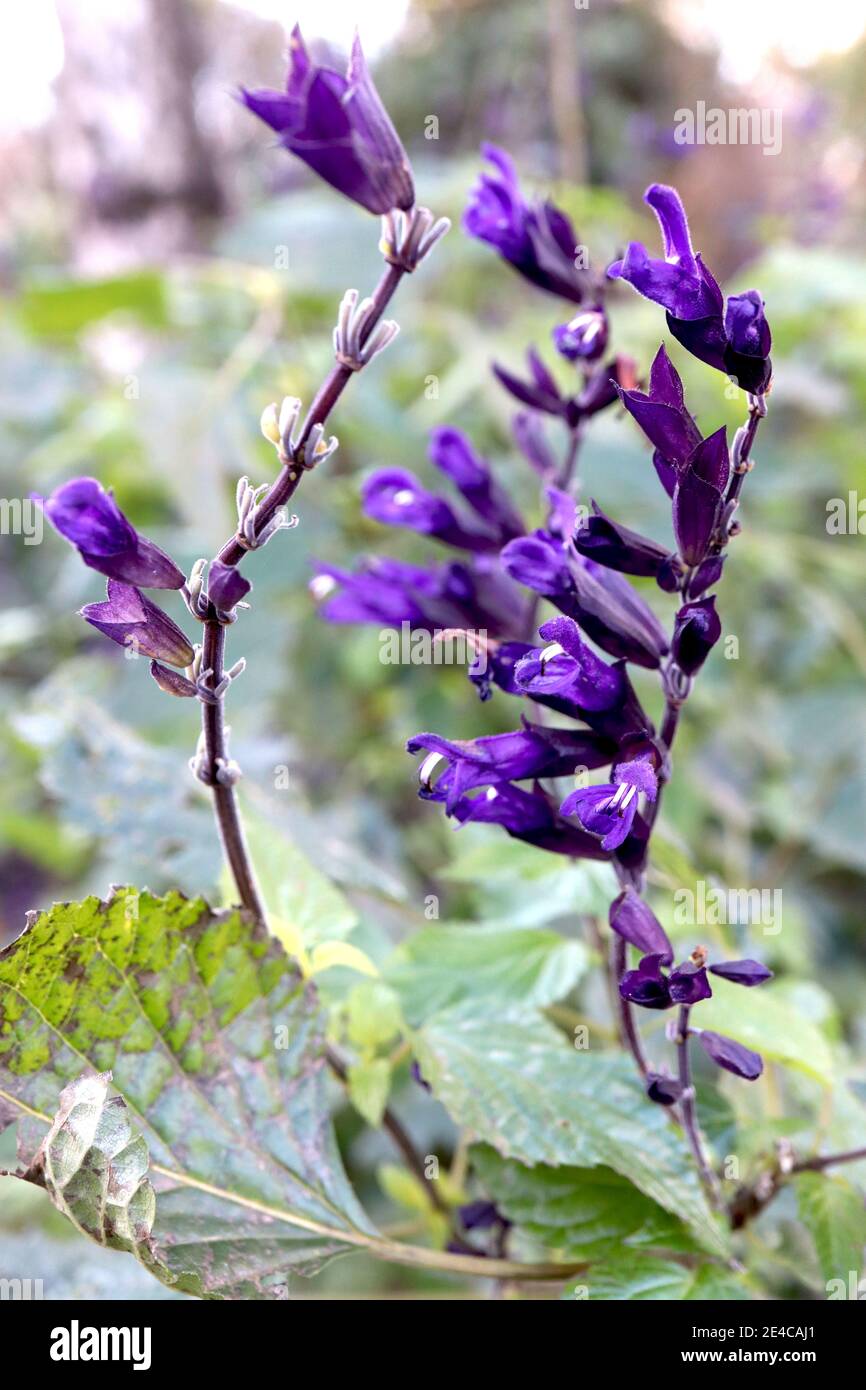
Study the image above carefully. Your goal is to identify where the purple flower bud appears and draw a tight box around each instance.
[362,469,499,552]
[464,144,587,302]
[428,427,524,539]
[646,1072,686,1106]
[493,349,572,420]
[511,412,557,478]
[723,291,773,393]
[668,960,712,1005]
[708,959,774,987]
[686,554,725,599]
[150,661,197,697]
[552,306,608,361]
[41,477,185,590]
[575,501,680,584]
[241,28,414,215]
[208,560,251,613]
[81,580,195,667]
[609,888,673,965]
[459,1199,510,1232]
[671,596,722,675]
[697,1029,763,1080]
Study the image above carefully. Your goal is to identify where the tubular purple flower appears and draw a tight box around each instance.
[428,427,525,539]
[41,477,185,590]
[514,614,627,712]
[408,723,616,813]
[241,27,414,215]
[697,1030,764,1080]
[608,184,723,320]
[81,580,195,667]
[463,144,587,302]
[448,782,612,859]
[575,502,681,587]
[616,344,701,470]
[362,468,500,551]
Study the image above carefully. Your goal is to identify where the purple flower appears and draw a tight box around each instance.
[408,722,616,813]
[514,615,628,713]
[552,307,608,362]
[464,144,587,302]
[560,755,658,850]
[208,561,251,613]
[672,427,730,567]
[708,959,774,987]
[511,412,558,479]
[41,477,185,590]
[361,469,500,552]
[312,556,524,638]
[608,186,771,391]
[575,502,681,589]
[428,427,525,540]
[501,539,670,670]
[448,781,612,859]
[81,580,195,667]
[608,184,723,319]
[495,351,633,426]
[671,596,722,675]
[697,1030,763,1080]
[646,1073,686,1106]
[619,950,712,1010]
[459,1199,511,1233]
[609,888,673,964]
[241,27,413,215]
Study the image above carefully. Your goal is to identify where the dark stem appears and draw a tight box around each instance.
[200,617,267,922]
[612,935,649,1076]
[676,1006,720,1206]
[730,1145,866,1229]
[792,1146,866,1175]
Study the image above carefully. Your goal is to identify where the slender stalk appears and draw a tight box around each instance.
[791,1146,866,1175]
[676,1005,720,1206]
[612,935,649,1076]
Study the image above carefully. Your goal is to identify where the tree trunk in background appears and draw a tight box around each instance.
[547,0,587,185]
[51,0,225,273]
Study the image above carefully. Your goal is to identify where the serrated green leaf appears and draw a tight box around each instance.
[472,1146,700,1259]
[795,1173,866,1286]
[565,1255,752,1301]
[698,978,834,1084]
[386,923,588,1026]
[414,1005,728,1256]
[0,889,374,1299]
[346,980,403,1053]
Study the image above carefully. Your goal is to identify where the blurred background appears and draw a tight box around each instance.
[1,0,865,1298]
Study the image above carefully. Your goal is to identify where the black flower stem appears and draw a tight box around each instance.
[200,617,267,923]
[677,1006,721,1206]
[612,934,649,1076]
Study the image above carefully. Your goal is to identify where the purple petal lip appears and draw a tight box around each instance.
[241,27,414,215]
[698,1030,763,1080]
[619,954,672,1009]
[668,962,712,1005]
[42,477,185,589]
[559,760,655,851]
[81,580,195,667]
[708,959,774,987]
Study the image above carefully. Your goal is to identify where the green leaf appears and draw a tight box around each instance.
[346,980,403,1053]
[17,1073,162,1269]
[697,978,834,1084]
[414,1005,728,1256]
[564,1255,752,1301]
[795,1173,866,1286]
[386,923,588,1026]
[0,889,375,1298]
[471,1146,700,1259]
[348,1059,391,1128]
[440,835,616,927]
[18,271,169,338]
[228,808,358,949]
